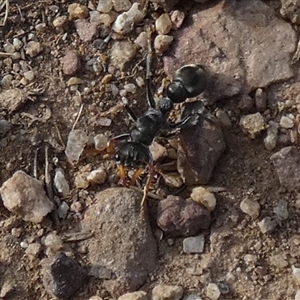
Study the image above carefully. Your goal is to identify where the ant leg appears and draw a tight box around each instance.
[146,39,156,109]
[141,164,156,207]
[107,133,131,154]
[118,163,128,185]
[129,167,145,186]
[124,104,138,122]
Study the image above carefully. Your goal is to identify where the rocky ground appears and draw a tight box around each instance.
[1,0,300,299]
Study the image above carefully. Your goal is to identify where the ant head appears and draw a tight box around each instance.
[166,81,188,103]
[158,97,174,114]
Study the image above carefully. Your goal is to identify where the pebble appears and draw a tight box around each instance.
[3,42,15,53]
[25,242,42,257]
[134,31,148,49]
[206,283,221,299]
[61,50,81,75]
[23,70,35,81]
[44,233,64,252]
[0,119,11,137]
[190,186,216,212]
[255,88,267,112]
[112,0,131,12]
[118,291,147,300]
[25,41,43,57]
[156,13,172,35]
[215,109,232,128]
[154,35,174,53]
[41,252,87,299]
[54,168,70,197]
[240,197,260,219]
[274,199,288,221]
[53,16,68,30]
[1,74,13,89]
[70,201,84,213]
[75,19,99,42]
[171,10,185,30]
[183,234,205,254]
[94,134,109,150]
[292,265,300,285]
[162,172,183,188]
[270,253,288,269]
[68,3,89,20]
[257,217,277,234]
[65,129,88,163]
[149,141,167,162]
[296,290,300,300]
[35,23,47,32]
[110,40,137,69]
[244,254,258,266]
[87,168,107,185]
[13,37,23,50]
[152,284,183,300]
[184,295,202,300]
[0,281,15,298]
[97,0,113,13]
[0,171,53,223]
[157,195,211,237]
[264,121,278,150]
[239,112,267,139]
[238,94,254,112]
[112,3,145,35]
[280,115,294,128]
[58,201,69,219]
[74,172,90,189]
[90,297,104,300]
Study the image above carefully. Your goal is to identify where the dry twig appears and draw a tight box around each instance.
[0,0,9,26]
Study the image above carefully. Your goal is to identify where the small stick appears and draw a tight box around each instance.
[33,148,39,179]
[72,103,84,130]
[0,0,9,26]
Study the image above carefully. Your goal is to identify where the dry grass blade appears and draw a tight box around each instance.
[0,0,9,26]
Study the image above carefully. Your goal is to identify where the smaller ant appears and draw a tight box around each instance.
[105,47,210,206]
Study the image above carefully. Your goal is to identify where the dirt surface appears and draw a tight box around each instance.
[1,0,300,300]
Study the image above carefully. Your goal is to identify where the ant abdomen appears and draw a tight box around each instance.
[166,64,209,103]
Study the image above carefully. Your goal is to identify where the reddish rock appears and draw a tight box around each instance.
[75,19,98,42]
[61,50,81,75]
[157,195,212,237]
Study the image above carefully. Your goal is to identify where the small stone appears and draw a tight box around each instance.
[74,172,90,189]
[90,297,104,300]
[87,168,107,185]
[217,281,230,295]
[44,233,64,252]
[12,38,23,50]
[190,187,216,212]
[58,201,69,219]
[274,199,288,221]
[98,117,112,126]
[154,34,174,53]
[264,121,278,150]
[112,3,145,35]
[156,13,172,35]
[152,284,183,300]
[244,254,257,265]
[183,234,205,254]
[112,0,131,12]
[255,88,267,112]
[295,290,300,300]
[23,70,35,81]
[0,171,53,223]
[68,3,89,20]
[3,42,15,53]
[184,295,202,300]
[70,201,83,213]
[0,119,11,138]
[65,129,88,163]
[134,32,148,49]
[124,83,136,94]
[61,50,81,75]
[215,109,232,128]
[97,0,113,13]
[75,19,99,42]
[35,23,47,32]
[118,291,148,300]
[240,112,267,139]
[25,41,43,57]
[41,252,87,299]
[170,10,185,30]
[25,242,42,257]
[163,172,183,188]
[292,265,300,285]
[280,116,294,128]
[110,40,137,69]
[149,141,167,162]
[240,197,260,219]
[257,217,277,234]
[0,281,14,298]
[53,16,68,30]
[206,283,221,300]
[54,168,70,197]
[270,253,288,269]
[238,94,254,112]
[94,134,109,150]
[157,195,211,237]
[1,74,13,89]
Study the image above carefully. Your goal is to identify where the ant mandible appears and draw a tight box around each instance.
[106,44,210,206]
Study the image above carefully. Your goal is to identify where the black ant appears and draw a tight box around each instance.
[104,49,210,206]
